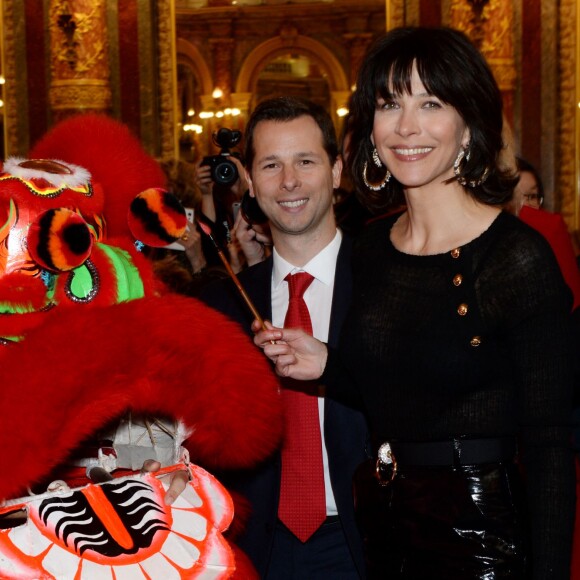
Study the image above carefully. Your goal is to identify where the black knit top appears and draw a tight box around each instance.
[324,210,575,578]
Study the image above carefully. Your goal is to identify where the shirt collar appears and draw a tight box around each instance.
[272,229,342,289]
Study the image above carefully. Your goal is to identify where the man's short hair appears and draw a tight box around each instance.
[244,97,338,172]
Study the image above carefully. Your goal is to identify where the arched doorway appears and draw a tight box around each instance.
[234,32,351,131]
[176,39,213,162]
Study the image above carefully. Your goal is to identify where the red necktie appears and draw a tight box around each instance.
[278,272,326,542]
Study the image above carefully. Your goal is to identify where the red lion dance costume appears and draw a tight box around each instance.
[0,115,282,579]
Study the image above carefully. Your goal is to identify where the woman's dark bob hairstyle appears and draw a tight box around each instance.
[347,27,517,213]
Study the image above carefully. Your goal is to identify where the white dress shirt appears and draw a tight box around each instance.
[271,229,342,516]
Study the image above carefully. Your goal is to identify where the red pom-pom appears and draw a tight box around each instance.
[127,188,187,247]
[27,208,93,272]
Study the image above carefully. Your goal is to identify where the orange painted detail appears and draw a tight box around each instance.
[80,482,135,551]
[0,174,92,198]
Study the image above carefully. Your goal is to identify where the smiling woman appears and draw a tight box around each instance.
[371,69,469,205]
[253,26,576,580]
[342,30,574,579]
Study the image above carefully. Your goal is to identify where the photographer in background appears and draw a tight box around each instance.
[195,128,273,273]
[195,128,247,247]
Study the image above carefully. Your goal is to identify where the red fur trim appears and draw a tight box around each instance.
[0,310,51,338]
[224,490,253,541]
[0,294,282,500]
[230,545,259,580]
[29,114,166,240]
[0,273,48,311]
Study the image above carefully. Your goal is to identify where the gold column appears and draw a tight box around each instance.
[450,0,516,125]
[386,0,405,31]
[559,0,578,227]
[1,0,28,156]
[157,0,179,161]
[48,0,111,121]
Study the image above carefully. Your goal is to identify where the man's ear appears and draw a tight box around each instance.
[332,156,343,189]
[245,169,256,198]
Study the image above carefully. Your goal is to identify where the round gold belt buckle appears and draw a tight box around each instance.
[376,442,398,486]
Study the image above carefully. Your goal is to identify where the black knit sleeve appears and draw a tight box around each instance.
[478,223,575,579]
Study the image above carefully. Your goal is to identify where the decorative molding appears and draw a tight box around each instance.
[405,0,420,27]
[106,0,121,118]
[540,0,558,210]
[176,37,213,95]
[235,34,349,103]
[157,0,179,161]
[1,0,28,156]
[49,79,112,110]
[136,0,158,155]
[49,0,108,78]
[558,0,577,228]
[210,37,235,100]
[386,0,405,30]
[450,0,516,89]
[343,33,373,86]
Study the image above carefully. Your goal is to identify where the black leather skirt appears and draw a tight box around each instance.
[354,459,529,579]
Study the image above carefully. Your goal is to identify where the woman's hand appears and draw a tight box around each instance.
[252,320,328,381]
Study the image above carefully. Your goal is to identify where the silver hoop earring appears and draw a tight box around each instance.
[453,148,467,180]
[453,147,489,187]
[372,147,382,167]
[363,160,391,191]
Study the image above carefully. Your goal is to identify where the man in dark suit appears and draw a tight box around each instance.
[201,97,369,579]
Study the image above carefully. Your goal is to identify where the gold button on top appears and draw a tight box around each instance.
[470,336,482,347]
[453,274,463,287]
[450,248,461,259]
[457,303,468,316]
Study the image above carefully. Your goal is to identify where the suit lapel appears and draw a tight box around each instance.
[239,256,274,324]
[327,236,353,349]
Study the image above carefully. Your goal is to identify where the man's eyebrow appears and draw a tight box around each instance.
[256,151,321,163]
[258,154,279,162]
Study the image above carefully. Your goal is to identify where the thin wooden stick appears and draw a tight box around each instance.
[197,219,267,329]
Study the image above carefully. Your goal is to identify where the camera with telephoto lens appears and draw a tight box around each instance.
[201,128,242,186]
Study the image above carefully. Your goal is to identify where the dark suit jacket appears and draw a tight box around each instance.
[200,236,369,579]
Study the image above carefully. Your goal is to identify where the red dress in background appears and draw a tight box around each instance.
[519,205,580,310]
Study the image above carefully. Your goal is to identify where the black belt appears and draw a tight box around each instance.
[383,437,517,467]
